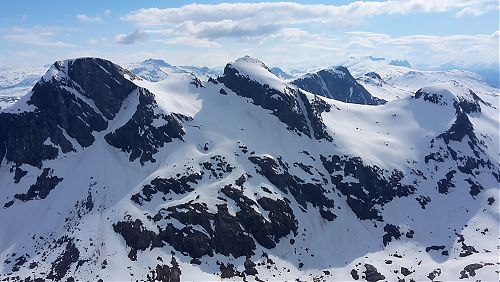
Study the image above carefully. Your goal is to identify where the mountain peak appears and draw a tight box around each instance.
[415,82,483,114]
[292,66,386,105]
[231,55,272,72]
[41,60,71,82]
[42,58,135,83]
[389,59,412,68]
[222,56,285,90]
[142,58,171,67]
[234,55,266,65]
[36,57,138,120]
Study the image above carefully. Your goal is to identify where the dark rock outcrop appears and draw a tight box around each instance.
[131,171,202,205]
[105,88,184,165]
[113,218,164,260]
[221,184,298,249]
[146,256,181,282]
[47,240,80,281]
[459,263,483,279]
[66,58,137,119]
[249,155,336,221]
[218,62,311,137]
[292,67,386,105]
[0,58,137,167]
[298,92,333,141]
[14,168,63,202]
[321,154,415,220]
[382,224,402,246]
[364,264,385,282]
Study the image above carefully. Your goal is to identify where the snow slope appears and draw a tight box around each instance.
[0,56,498,282]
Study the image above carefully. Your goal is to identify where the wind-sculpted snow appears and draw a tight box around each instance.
[0,56,498,281]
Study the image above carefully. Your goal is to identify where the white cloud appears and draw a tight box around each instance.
[346,31,498,47]
[173,19,280,40]
[344,31,499,65]
[161,36,221,48]
[88,37,109,44]
[3,27,75,47]
[455,6,482,17]
[114,30,148,44]
[123,1,495,40]
[76,14,102,24]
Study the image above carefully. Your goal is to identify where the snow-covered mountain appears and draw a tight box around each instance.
[128,59,222,82]
[0,56,498,281]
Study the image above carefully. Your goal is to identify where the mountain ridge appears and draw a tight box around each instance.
[0,56,498,282]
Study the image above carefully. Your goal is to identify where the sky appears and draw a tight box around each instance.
[0,0,498,70]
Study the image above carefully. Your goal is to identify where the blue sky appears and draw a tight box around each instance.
[0,0,498,69]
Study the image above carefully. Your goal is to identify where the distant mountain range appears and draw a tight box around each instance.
[127,58,223,82]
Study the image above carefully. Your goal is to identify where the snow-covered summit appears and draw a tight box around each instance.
[415,82,485,113]
[143,58,171,67]
[224,56,284,90]
[41,60,72,82]
[233,55,272,71]
[417,82,472,103]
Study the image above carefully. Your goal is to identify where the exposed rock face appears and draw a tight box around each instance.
[298,92,333,141]
[146,257,181,282]
[0,58,137,167]
[66,58,137,119]
[0,57,185,169]
[364,264,385,282]
[217,59,335,142]
[218,63,312,137]
[131,172,203,205]
[115,195,298,261]
[459,263,483,279]
[321,154,415,220]
[382,224,402,246]
[14,168,63,202]
[292,67,386,105]
[113,218,164,260]
[358,72,384,87]
[105,88,184,165]
[249,155,336,221]
[221,184,298,249]
[46,240,80,281]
